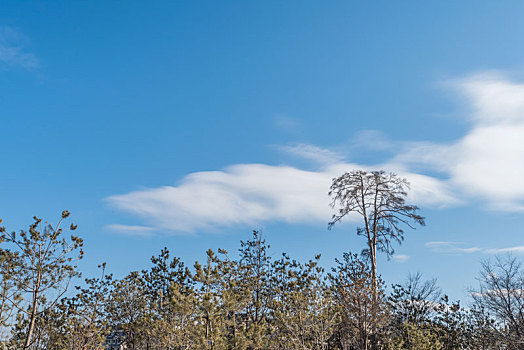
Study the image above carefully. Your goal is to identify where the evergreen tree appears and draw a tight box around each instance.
[0,211,83,349]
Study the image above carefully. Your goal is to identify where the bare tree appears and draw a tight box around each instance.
[471,255,524,348]
[390,273,441,325]
[328,170,425,293]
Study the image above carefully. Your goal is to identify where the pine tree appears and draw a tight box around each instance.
[0,211,83,349]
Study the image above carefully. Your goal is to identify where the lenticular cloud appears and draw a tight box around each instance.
[106,161,453,233]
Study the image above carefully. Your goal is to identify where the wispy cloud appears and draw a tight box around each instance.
[106,155,453,233]
[278,143,345,165]
[107,70,524,234]
[107,163,344,233]
[106,224,157,237]
[397,71,524,211]
[393,254,410,263]
[425,241,482,254]
[0,27,38,69]
[485,246,524,254]
[426,241,524,255]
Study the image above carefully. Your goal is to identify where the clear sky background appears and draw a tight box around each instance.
[2,1,524,302]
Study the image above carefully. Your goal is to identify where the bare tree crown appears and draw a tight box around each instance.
[328,170,425,257]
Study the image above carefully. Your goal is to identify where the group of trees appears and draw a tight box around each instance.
[1,229,522,350]
[0,170,522,349]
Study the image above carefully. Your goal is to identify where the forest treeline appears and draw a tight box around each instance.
[0,218,523,349]
[1,171,523,349]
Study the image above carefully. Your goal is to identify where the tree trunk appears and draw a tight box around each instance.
[24,291,39,349]
[371,249,377,294]
[370,238,378,304]
[370,240,377,350]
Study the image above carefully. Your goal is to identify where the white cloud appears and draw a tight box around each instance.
[0,27,38,69]
[107,163,336,232]
[393,254,410,263]
[425,241,482,254]
[107,70,524,233]
[397,72,524,211]
[106,157,453,233]
[485,246,524,254]
[279,143,345,165]
[426,241,524,255]
[106,224,157,237]
[472,288,524,298]
[388,169,458,207]
[456,71,524,126]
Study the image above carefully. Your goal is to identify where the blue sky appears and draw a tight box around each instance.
[2,1,524,301]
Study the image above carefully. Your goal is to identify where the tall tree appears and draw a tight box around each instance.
[237,231,273,348]
[328,170,425,293]
[142,247,195,349]
[192,249,228,349]
[0,211,84,349]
